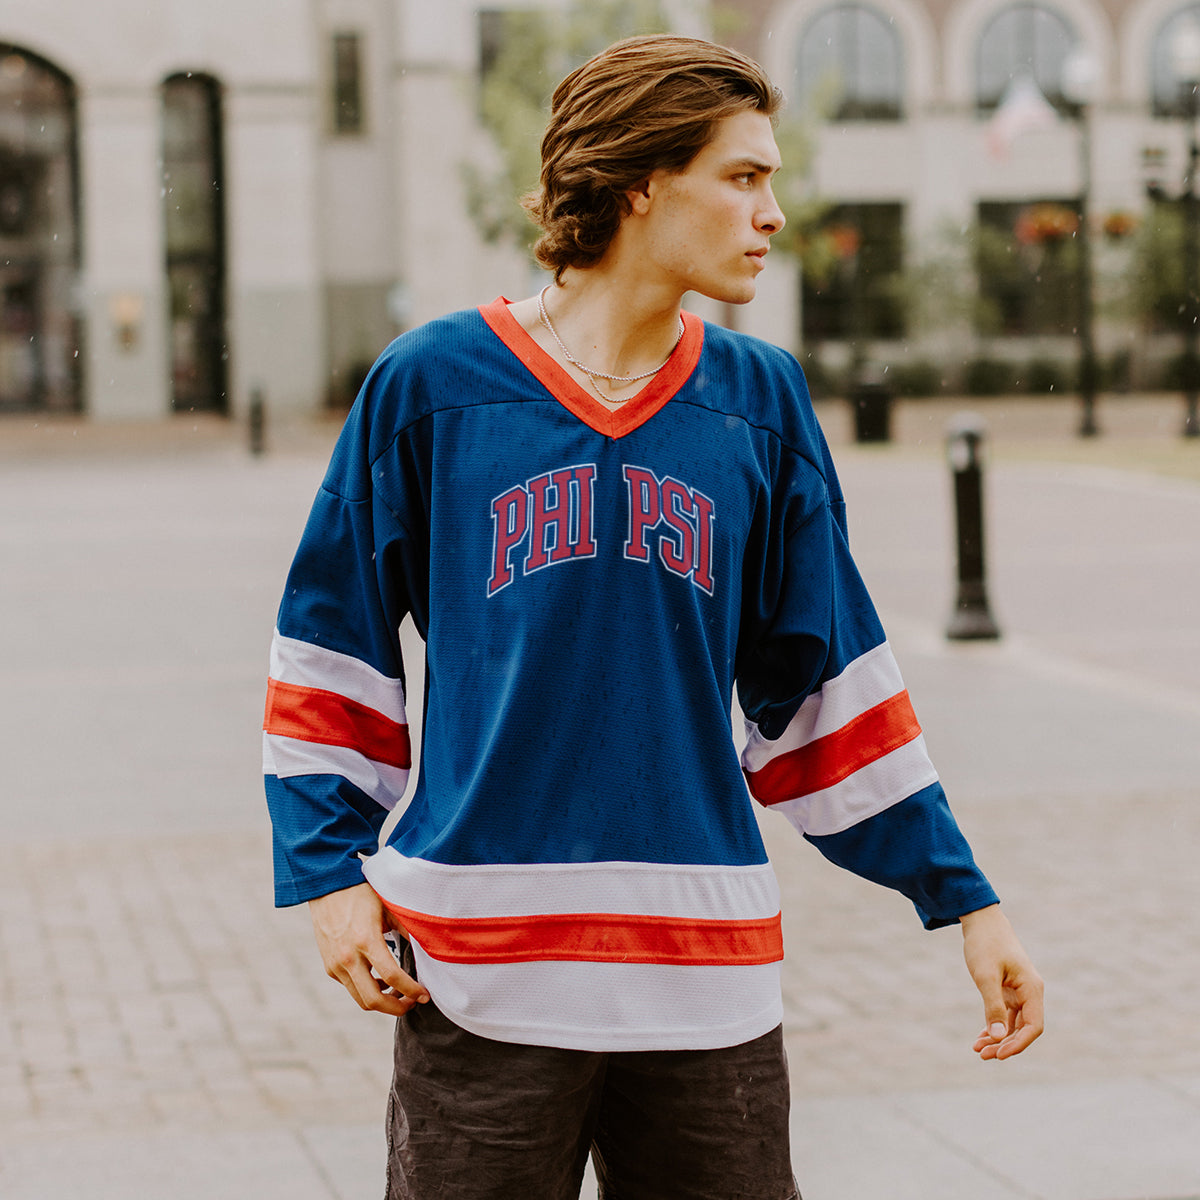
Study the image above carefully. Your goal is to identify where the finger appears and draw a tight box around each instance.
[994,1002,1045,1060]
[974,997,1045,1060]
[340,976,415,1018]
[330,932,427,1015]
[367,930,429,1000]
[979,977,1010,1035]
[973,1029,1007,1058]
[973,999,1015,1052]
[321,935,429,1016]
[369,957,430,1010]
[344,960,427,1017]
[335,964,379,1013]
[973,1027,1003,1052]
[993,1026,1039,1059]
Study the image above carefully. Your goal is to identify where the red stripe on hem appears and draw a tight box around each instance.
[382,901,784,967]
[264,678,411,770]
[478,296,704,439]
[746,691,922,807]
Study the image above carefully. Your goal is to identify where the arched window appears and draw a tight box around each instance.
[0,46,80,413]
[795,4,904,120]
[1150,5,1200,116]
[161,73,227,414]
[801,203,906,341]
[976,4,1076,112]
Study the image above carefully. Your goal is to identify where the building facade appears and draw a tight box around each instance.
[743,0,1200,389]
[1,0,1197,419]
[0,1,539,421]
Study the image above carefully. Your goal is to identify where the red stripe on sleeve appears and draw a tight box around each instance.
[745,691,922,807]
[382,902,784,967]
[264,678,411,770]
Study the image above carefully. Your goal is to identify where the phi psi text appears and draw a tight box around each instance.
[488,463,715,597]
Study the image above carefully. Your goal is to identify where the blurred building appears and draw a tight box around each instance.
[739,0,1200,391]
[0,1,538,421]
[1,0,1197,419]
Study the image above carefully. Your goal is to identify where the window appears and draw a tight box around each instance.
[0,46,80,413]
[795,5,904,121]
[975,200,1082,335]
[1150,5,1200,116]
[802,203,905,341]
[478,9,509,80]
[332,32,365,135]
[976,4,1076,112]
[161,73,227,413]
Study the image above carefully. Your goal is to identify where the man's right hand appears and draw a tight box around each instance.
[308,882,430,1016]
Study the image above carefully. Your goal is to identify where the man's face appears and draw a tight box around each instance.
[636,109,786,305]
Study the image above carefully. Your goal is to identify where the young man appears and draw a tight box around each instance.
[263,35,1043,1200]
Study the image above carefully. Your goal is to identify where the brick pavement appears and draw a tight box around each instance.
[0,831,394,1138]
[771,785,1200,1095]
[2,397,1199,1197]
[4,783,1196,1143]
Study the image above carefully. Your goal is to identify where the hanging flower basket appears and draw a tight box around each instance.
[1101,210,1138,240]
[825,223,861,260]
[1014,203,1079,245]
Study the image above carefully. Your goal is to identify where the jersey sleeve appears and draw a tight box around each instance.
[262,380,418,907]
[736,451,998,929]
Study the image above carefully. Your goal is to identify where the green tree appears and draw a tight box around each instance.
[1131,201,1188,331]
[464,1,670,252]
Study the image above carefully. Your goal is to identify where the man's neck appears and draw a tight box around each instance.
[543,269,684,377]
[508,266,686,406]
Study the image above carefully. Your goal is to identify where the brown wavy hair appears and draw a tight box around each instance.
[522,35,782,281]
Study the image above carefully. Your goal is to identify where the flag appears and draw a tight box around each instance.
[985,74,1060,159]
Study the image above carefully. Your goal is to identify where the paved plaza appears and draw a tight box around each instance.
[1,394,1199,1198]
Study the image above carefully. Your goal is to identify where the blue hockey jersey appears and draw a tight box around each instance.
[263,298,997,1051]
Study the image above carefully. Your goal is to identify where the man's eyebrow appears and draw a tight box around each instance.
[722,156,781,175]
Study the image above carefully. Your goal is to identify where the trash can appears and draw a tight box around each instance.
[849,375,893,444]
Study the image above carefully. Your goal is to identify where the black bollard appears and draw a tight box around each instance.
[945,414,1001,641]
[249,387,266,457]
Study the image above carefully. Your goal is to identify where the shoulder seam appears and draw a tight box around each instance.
[667,395,829,480]
[316,479,417,541]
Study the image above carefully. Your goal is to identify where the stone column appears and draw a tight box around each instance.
[77,85,171,420]
[223,84,325,417]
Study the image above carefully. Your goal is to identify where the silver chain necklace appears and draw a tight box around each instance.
[537,286,684,400]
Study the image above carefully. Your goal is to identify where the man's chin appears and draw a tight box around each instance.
[693,282,757,307]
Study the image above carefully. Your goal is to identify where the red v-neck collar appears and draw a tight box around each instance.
[478,296,704,438]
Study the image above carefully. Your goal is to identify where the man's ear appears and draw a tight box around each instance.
[626,177,654,216]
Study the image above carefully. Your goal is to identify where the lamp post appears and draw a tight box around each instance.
[1169,17,1200,437]
[1063,48,1100,437]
